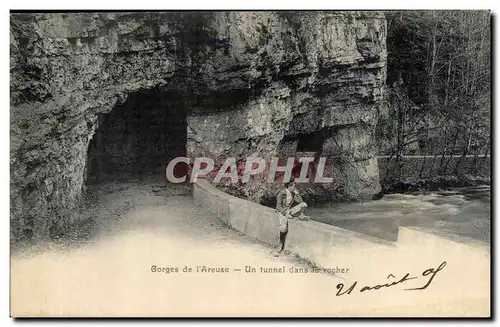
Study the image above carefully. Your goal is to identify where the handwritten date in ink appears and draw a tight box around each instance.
[335,261,447,296]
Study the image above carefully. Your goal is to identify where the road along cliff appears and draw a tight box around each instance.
[10,12,387,242]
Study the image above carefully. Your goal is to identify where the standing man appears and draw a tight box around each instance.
[272,181,309,257]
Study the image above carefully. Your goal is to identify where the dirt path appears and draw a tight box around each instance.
[11,181,490,317]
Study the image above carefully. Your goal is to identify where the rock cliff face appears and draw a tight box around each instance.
[10,11,387,242]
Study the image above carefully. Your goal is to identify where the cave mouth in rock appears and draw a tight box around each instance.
[85,87,188,185]
[296,130,327,153]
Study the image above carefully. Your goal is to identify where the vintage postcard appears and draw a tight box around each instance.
[10,10,491,317]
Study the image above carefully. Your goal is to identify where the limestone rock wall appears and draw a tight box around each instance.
[10,12,387,242]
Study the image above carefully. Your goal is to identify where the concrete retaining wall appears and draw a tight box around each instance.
[193,180,396,271]
[193,180,489,283]
[193,180,281,247]
[398,226,490,259]
[395,226,490,297]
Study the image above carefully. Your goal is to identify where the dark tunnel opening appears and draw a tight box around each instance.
[296,131,325,153]
[85,87,188,184]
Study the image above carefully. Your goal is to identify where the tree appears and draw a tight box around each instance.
[382,10,490,182]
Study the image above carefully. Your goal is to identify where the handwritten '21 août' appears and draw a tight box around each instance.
[335,261,447,296]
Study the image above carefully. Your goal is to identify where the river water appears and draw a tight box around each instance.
[308,185,491,243]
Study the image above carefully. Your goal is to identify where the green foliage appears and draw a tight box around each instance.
[382,10,491,169]
[375,115,395,145]
[386,10,490,115]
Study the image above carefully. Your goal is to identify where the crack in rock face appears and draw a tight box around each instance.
[10,11,387,243]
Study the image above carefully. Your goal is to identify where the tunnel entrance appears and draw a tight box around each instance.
[296,131,325,153]
[85,87,188,184]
